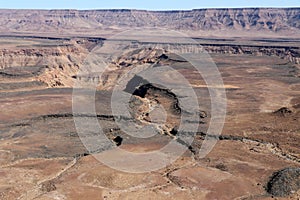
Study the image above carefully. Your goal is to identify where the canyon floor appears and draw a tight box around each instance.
[0,35,299,200]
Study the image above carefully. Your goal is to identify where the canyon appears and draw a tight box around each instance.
[0,8,299,200]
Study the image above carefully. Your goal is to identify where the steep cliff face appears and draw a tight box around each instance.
[0,45,80,68]
[0,42,88,87]
[0,8,299,37]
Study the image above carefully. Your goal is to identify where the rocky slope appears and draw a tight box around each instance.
[0,8,299,37]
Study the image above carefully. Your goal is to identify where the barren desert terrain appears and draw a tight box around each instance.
[0,8,299,200]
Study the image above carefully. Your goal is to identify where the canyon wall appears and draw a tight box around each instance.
[0,8,299,37]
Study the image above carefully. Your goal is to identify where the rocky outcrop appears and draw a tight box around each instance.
[0,8,299,37]
[112,48,168,67]
[266,168,300,197]
[273,107,293,117]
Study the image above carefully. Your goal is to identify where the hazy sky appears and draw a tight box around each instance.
[0,0,299,10]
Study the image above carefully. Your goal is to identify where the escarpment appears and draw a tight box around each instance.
[0,8,299,37]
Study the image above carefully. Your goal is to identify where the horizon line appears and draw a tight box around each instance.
[0,6,299,11]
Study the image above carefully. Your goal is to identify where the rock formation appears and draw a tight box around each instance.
[0,8,299,37]
[266,168,300,197]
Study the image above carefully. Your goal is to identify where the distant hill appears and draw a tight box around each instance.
[0,8,299,37]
